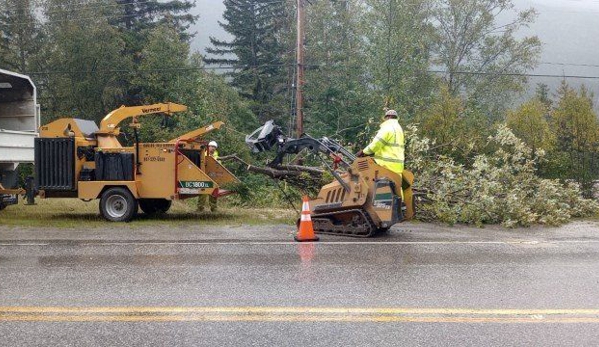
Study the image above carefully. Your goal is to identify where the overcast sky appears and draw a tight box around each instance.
[189,0,599,100]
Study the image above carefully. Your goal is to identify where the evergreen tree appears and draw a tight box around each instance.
[205,0,290,122]
[535,83,552,108]
[111,0,197,105]
[0,0,41,72]
[132,23,197,104]
[115,0,197,41]
[39,0,131,122]
[362,0,435,120]
[303,0,374,141]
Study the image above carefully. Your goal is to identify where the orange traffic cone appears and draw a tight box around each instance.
[295,196,319,242]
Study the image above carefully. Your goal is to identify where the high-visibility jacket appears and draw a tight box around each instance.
[363,118,404,174]
[208,150,220,163]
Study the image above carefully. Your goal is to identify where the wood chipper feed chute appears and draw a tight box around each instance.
[247,121,415,237]
[174,147,237,199]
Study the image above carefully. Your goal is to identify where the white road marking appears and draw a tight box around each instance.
[1,240,599,247]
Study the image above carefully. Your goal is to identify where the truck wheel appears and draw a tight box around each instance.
[139,199,171,215]
[154,199,172,213]
[100,187,137,222]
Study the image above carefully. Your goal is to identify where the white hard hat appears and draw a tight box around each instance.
[208,141,218,148]
[385,109,398,117]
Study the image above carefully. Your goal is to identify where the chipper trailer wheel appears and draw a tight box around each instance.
[139,199,172,215]
[99,187,138,222]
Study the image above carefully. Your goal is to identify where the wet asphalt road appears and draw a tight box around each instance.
[1,221,599,346]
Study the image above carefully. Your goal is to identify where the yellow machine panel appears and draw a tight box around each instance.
[136,143,177,199]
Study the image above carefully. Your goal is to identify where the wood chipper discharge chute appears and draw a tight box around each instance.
[246,121,415,237]
[35,102,238,222]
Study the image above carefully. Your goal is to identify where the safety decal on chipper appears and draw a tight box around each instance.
[178,181,214,195]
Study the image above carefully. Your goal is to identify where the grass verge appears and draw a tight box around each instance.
[0,198,297,229]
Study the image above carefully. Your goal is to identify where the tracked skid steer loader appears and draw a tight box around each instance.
[247,121,415,237]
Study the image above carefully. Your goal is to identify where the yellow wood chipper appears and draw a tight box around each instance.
[35,102,238,221]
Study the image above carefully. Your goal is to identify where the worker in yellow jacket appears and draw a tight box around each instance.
[197,141,220,212]
[356,109,404,174]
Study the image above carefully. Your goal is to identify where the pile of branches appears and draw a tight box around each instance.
[219,155,329,193]
[407,125,599,227]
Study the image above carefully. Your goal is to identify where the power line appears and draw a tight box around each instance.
[428,69,599,80]
[25,65,281,75]
[23,65,599,79]
[539,61,599,69]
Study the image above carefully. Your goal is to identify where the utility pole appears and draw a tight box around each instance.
[295,0,305,138]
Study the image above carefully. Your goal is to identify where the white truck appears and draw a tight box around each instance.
[0,69,39,210]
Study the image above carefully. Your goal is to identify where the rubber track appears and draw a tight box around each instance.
[311,208,378,238]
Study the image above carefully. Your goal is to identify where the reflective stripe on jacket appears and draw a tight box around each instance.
[363,118,404,174]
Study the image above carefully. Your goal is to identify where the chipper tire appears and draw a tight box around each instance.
[99,187,138,222]
[139,199,172,215]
